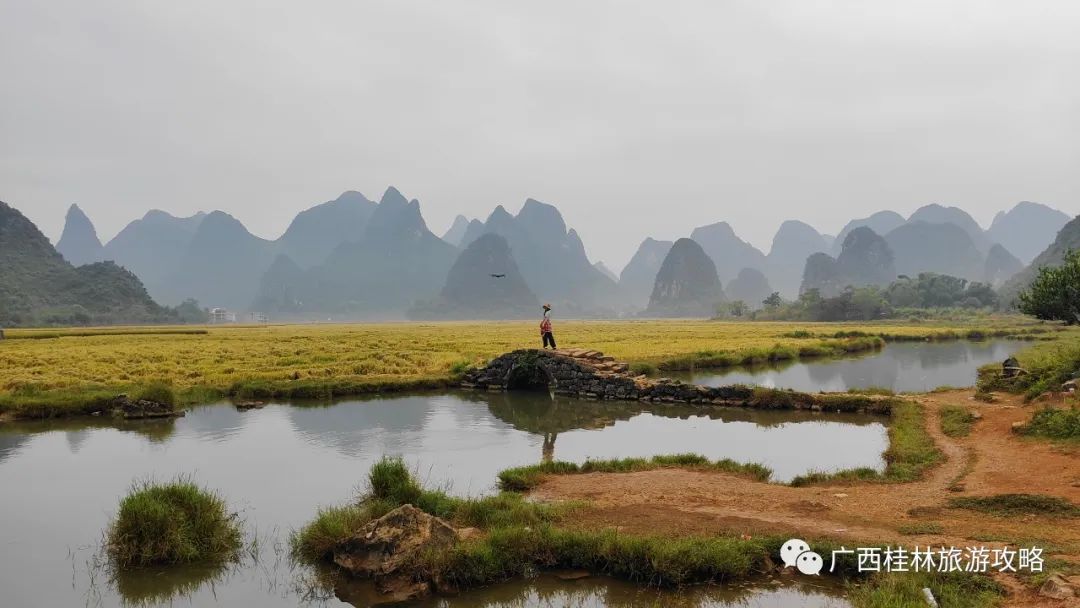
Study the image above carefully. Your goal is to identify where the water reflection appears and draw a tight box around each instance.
[678,341,1021,393]
[0,416,179,464]
[330,574,851,608]
[478,391,883,465]
[109,561,235,607]
[0,393,880,607]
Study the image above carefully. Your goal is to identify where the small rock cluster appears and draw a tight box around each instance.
[1039,572,1079,600]
[108,395,183,419]
[332,505,464,602]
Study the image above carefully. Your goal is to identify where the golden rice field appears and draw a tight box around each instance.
[0,317,1065,403]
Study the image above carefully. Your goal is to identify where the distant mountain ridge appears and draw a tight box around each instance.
[689,221,767,285]
[801,227,896,296]
[41,195,1071,319]
[619,238,674,309]
[55,204,105,266]
[908,204,993,253]
[460,199,619,315]
[1000,214,1080,305]
[988,202,1071,264]
[101,209,207,304]
[257,187,458,318]
[726,267,773,309]
[71,191,378,309]
[766,220,829,298]
[884,221,986,281]
[645,238,725,317]
[833,211,906,255]
[0,200,168,326]
[441,215,472,247]
[276,191,376,267]
[409,233,538,320]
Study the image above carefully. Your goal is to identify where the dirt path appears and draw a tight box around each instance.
[530,390,1080,606]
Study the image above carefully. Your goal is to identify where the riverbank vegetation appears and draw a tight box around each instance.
[293,458,1005,607]
[1016,406,1080,441]
[940,406,978,437]
[497,454,773,492]
[947,494,1080,518]
[107,478,242,568]
[977,338,1080,400]
[743,273,1003,322]
[1,318,1065,419]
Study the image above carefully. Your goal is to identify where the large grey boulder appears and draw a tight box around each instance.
[332,504,460,602]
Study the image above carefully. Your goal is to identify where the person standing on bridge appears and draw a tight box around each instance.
[540,304,557,350]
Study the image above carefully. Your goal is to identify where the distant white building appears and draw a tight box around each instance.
[209,308,237,324]
[249,312,269,324]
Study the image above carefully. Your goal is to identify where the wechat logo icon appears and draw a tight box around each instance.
[781,538,824,575]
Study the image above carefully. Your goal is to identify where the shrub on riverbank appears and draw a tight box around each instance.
[107,478,242,568]
[134,381,177,408]
[1017,406,1080,440]
[977,340,1080,400]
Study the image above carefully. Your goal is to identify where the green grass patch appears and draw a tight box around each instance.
[1017,406,1080,441]
[134,381,177,408]
[106,477,242,568]
[291,457,570,562]
[849,387,896,396]
[293,459,1007,605]
[289,502,391,562]
[628,362,659,376]
[947,494,1080,518]
[849,571,1004,608]
[940,406,977,437]
[497,454,773,492]
[655,336,884,371]
[790,467,882,487]
[977,339,1080,400]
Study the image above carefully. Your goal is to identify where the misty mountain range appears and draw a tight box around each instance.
[7,189,1074,323]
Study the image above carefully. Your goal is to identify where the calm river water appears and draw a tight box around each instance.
[0,341,1012,606]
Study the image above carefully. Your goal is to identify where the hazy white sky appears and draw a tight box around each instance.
[2,0,1078,271]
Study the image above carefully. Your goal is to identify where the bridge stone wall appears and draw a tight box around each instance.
[460,348,891,414]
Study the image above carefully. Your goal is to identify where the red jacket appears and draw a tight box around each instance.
[540,317,552,335]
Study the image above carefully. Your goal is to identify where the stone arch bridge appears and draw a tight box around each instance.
[460,348,891,414]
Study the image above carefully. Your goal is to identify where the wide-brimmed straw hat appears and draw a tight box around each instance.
[542,303,552,310]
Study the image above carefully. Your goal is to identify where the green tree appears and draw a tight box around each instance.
[762,292,783,309]
[172,298,210,324]
[727,300,748,317]
[1019,250,1080,324]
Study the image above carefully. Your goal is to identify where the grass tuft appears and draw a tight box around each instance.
[947,494,1080,518]
[367,457,423,504]
[849,571,1003,608]
[107,477,242,568]
[134,381,177,408]
[939,406,977,437]
[1017,406,1080,441]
